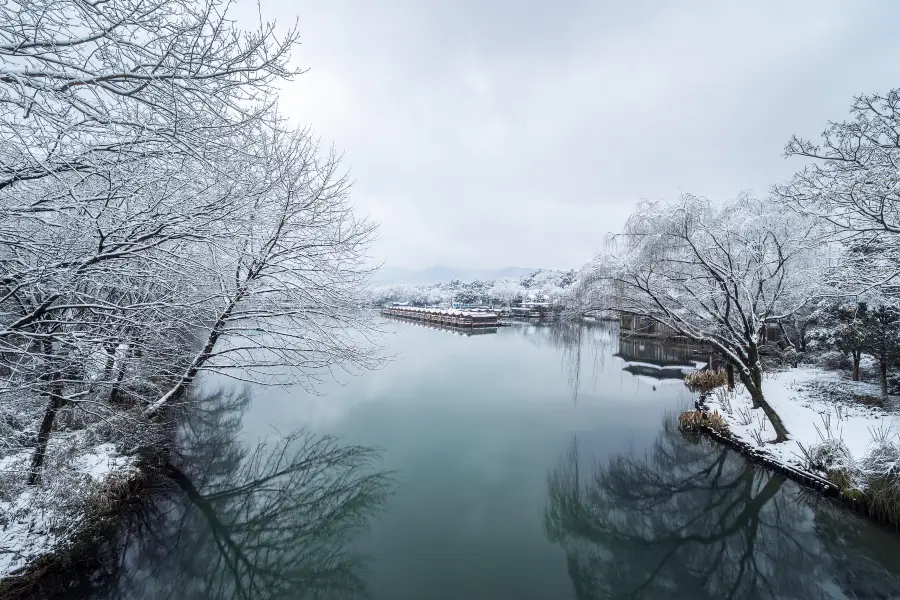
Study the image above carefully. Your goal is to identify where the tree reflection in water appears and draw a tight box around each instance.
[95,387,392,600]
[518,321,616,401]
[544,419,900,599]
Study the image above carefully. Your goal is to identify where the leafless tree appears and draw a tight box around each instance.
[0,0,381,494]
[0,0,301,191]
[575,194,823,441]
[776,90,900,294]
[145,125,382,417]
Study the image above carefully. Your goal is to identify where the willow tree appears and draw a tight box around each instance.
[578,194,822,442]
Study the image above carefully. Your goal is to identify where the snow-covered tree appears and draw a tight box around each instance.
[0,0,380,491]
[776,90,900,294]
[860,302,900,399]
[819,302,868,381]
[577,194,823,441]
[0,0,300,192]
[145,125,381,417]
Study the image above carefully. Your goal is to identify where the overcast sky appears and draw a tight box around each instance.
[238,1,900,271]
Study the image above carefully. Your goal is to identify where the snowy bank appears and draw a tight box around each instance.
[0,440,138,578]
[702,367,900,492]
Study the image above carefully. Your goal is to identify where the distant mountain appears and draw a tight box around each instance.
[371,265,537,284]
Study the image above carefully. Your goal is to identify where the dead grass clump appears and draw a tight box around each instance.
[812,434,900,529]
[684,369,728,393]
[827,467,856,492]
[679,410,727,433]
[860,476,900,528]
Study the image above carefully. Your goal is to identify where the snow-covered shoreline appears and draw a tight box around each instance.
[0,439,140,580]
[699,366,900,503]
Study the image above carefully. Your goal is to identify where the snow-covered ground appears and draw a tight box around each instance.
[0,440,137,578]
[704,367,899,483]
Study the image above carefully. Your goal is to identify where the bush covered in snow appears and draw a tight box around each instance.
[0,431,140,578]
[816,350,852,372]
[860,432,900,480]
[805,438,857,479]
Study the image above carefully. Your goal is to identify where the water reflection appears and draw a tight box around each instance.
[28,321,900,599]
[91,388,392,600]
[615,336,710,383]
[516,321,617,400]
[382,314,498,336]
[544,419,900,599]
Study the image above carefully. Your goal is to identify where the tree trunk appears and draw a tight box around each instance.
[740,342,788,443]
[101,342,116,382]
[108,342,129,404]
[880,352,889,399]
[109,359,126,404]
[742,378,789,443]
[777,320,795,350]
[144,291,244,418]
[726,363,735,391]
[27,384,64,485]
[852,351,861,382]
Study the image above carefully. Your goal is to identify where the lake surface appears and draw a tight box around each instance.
[77,320,900,599]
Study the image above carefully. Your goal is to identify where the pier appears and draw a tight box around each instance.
[388,318,498,336]
[496,302,560,320]
[381,306,500,328]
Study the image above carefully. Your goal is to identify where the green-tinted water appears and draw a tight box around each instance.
[82,321,900,599]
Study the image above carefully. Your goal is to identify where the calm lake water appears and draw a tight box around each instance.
[77,319,900,599]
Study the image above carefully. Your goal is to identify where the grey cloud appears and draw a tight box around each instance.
[239,0,900,270]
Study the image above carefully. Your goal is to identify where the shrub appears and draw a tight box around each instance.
[827,466,857,491]
[807,437,856,474]
[816,350,851,371]
[856,394,887,408]
[806,427,900,529]
[706,410,727,431]
[861,476,900,527]
[860,436,900,479]
[684,369,728,392]
[780,346,801,368]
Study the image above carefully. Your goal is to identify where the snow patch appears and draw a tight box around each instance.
[0,443,137,577]
[704,367,899,478]
[72,443,132,480]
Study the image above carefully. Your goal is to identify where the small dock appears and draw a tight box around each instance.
[381,306,500,328]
